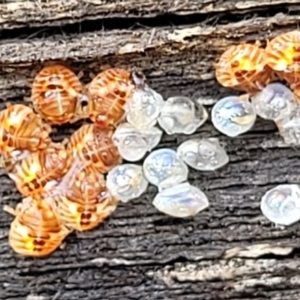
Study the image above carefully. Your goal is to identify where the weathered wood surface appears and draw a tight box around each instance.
[0,0,299,29]
[1,1,300,299]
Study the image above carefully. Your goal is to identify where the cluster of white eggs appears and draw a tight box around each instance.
[107,83,230,218]
[211,82,300,227]
[106,79,300,225]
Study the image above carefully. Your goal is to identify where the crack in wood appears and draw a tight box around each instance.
[0,0,299,29]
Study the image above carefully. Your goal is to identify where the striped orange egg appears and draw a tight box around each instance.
[31,65,90,125]
[67,124,122,174]
[0,104,51,155]
[265,31,300,97]
[215,43,273,94]
[8,143,71,197]
[4,197,71,257]
[53,164,118,231]
[87,68,134,128]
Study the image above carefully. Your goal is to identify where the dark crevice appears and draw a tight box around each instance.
[257,248,300,260]
[0,4,292,42]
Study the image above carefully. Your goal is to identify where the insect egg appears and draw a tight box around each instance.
[125,72,165,129]
[0,104,52,155]
[265,31,300,97]
[211,96,256,137]
[31,64,89,125]
[215,43,273,94]
[87,68,135,128]
[261,184,300,226]
[251,82,294,121]
[8,143,71,197]
[177,138,229,171]
[106,163,148,203]
[67,123,122,173]
[153,182,209,218]
[53,164,118,231]
[4,196,71,257]
[143,148,189,191]
[265,31,300,72]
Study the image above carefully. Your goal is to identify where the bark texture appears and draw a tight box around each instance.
[1,1,300,300]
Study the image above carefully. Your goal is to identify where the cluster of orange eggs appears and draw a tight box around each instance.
[1,65,144,257]
[215,30,300,99]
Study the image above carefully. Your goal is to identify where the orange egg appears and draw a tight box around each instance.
[0,104,51,155]
[67,124,122,173]
[265,31,300,97]
[53,164,118,231]
[8,142,71,197]
[4,197,71,257]
[215,43,273,93]
[87,68,134,128]
[31,65,90,125]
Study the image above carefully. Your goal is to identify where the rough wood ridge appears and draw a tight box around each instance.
[0,0,299,29]
[1,1,300,300]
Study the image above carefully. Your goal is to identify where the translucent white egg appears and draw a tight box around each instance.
[211,96,256,137]
[143,148,189,191]
[275,103,300,145]
[125,84,164,129]
[112,123,163,161]
[261,184,300,226]
[177,138,229,171]
[251,83,294,120]
[152,182,209,218]
[106,164,148,203]
[157,96,208,135]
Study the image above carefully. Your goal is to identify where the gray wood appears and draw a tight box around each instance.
[0,0,298,29]
[0,1,300,299]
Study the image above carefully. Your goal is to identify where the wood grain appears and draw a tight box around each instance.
[0,0,299,29]
[1,1,300,300]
